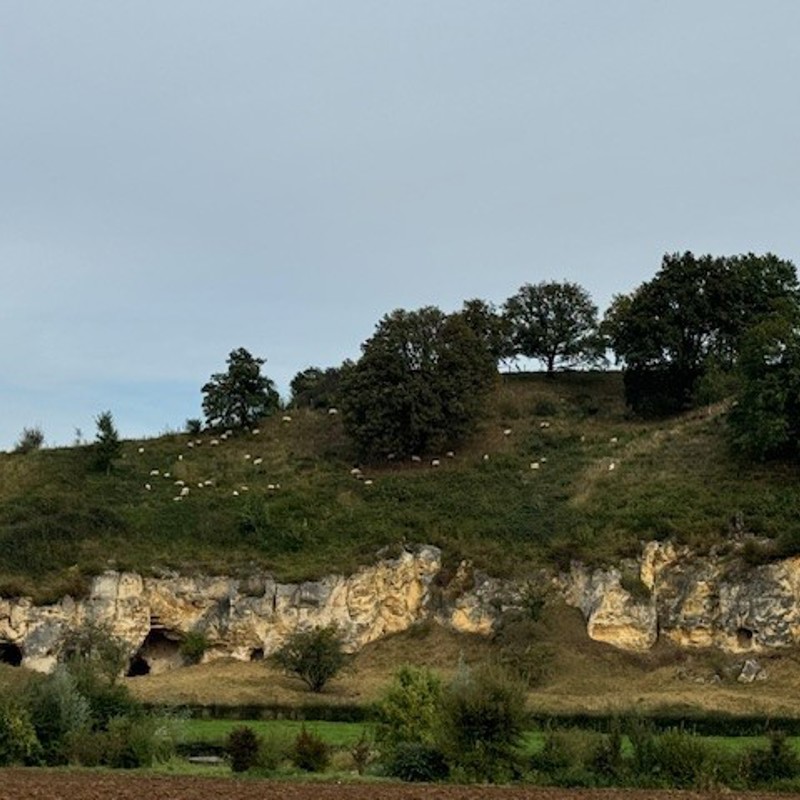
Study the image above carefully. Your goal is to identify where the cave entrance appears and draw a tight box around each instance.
[249,647,264,662]
[126,628,182,677]
[737,627,755,649]
[0,643,22,667]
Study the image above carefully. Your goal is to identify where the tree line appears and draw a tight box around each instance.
[198,251,800,463]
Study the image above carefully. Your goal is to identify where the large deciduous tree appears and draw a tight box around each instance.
[340,306,497,458]
[202,348,280,429]
[604,252,800,416]
[503,281,602,372]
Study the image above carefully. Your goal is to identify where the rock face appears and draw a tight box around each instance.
[5,540,800,673]
[0,545,442,673]
[559,541,800,653]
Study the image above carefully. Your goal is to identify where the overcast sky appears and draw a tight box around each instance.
[2,1,799,449]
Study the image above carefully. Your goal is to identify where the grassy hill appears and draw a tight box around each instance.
[1,371,799,604]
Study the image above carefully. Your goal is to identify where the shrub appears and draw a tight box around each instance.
[258,732,290,772]
[387,741,449,782]
[532,727,603,786]
[185,418,202,434]
[179,631,210,665]
[741,731,800,785]
[14,426,44,454]
[492,611,553,687]
[227,725,261,773]
[437,663,527,783]
[350,729,373,775]
[291,725,329,772]
[103,714,175,768]
[272,625,348,693]
[0,700,40,765]
[375,665,443,751]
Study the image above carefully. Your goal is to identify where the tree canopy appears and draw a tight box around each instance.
[340,306,497,458]
[201,348,280,429]
[604,252,799,415]
[503,281,602,372]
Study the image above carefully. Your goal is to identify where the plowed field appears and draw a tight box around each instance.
[0,771,795,800]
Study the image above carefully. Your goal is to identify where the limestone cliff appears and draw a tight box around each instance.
[3,540,800,674]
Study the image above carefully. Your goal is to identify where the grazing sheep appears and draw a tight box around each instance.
[411,455,422,463]
[482,454,490,462]
[530,462,540,470]
[267,483,276,490]
[195,439,202,445]
[144,483,151,491]
[387,453,396,461]
[608,462,616,471]
[204,479,213,486]
[187,442,194,449]
[282,415,292,423]
[251,428,260,435]
[244,454,251,460]
[180,486,190,497]
[364,479,374,486]
[328,408,338,415]
[163,472,171,478]
[178,454,184,461]
[210,439,220,446]
[149,469,160,476]
[540,457,547,463]
[609,436,618,444]
[225,429,234,437]
[431,459,440,467]
[503,428,512,436]
[173,496,183,502]
[350,467,363,477]
[240,485,249,491]
[232,490,239,497]
[174,480,185,487]
[445,451,455,458]
[137,447,145,454]
[197,482,204,488]
[253,458,263,466]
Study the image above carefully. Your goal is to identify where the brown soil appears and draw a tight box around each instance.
[0,770,792,800]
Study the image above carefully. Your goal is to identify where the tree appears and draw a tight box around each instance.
[460,299,513,366]
[503,281,603,372]
[728,310,800,460]
[375,666,443,752]
[340,307,497,458]
[289,364,347,410]
[201,348,280,429]
[14,426,44,454]
[93,411,121,474]
[272,625,348,693]
[605,252,800,416]
[436,663,527,782]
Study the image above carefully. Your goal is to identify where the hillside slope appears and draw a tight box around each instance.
[1,372,798,603]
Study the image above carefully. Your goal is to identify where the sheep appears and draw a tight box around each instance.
[178,454,184,461]
[195,439,202,445]
[232,490,239,497]
[137,447,145,454]
[174,480,185,487]
[180,486,190,497]
[540,457,548,463]
[431,459,440,467]
[267,484,276,490]
[530,462,540,470]
[187,441,194,449]
[350,467,362,477]
[144,483,152,491]
[281,415,292,423]
[240,485,249,491]
[225,429,234,437]
[251,428,260,435]
[386,453,396,461]
[163,472,171,478]
[609,436,618,444]
[503,428,512,436]
[244,454,251,460]
[445,451,455,458]
[364,479,374,486]
[482,454,490,462]
[197,482,204,488]
[608,462,616,471]
[210,439,220,446]
[149,469,160,476]
[253,457,263,466]
[539,421,551,429]
[328,408,339,415]
[204,479,214,486]
[173,496,183,502]
[411,455,422,463]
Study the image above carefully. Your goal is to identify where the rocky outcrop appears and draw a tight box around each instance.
[5,539,800,673]
[0,545,442,673]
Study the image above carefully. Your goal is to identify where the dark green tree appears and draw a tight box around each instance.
[93,411,121,474]
[272,625,349,693]
[340,307,497,458]
[289,364,348,409]
[201,348,280,429]
[460,298,514,365]
[503,281,603,372]
[14,426,44,454]
[605,252,800,416]
[728,310,800,460]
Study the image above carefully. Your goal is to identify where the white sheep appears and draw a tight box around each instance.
[540,457,547,463]
[204,479,213,486]
[240,485,249,491]
[173,496,182,502]
[503,428,512,436]
[530,462,540,470]
[445,451,455,458]
[539,421,551,429]
[267,483,276,490]
[210,439,220,446]
[328,408,338,415]
[411,455,422,463]
[608,462,616,471]
[253,458,263,466]
[197,482,204,488]
[225,429,234,437]
[187,442,194,449]
[431,459,440,467]
[149,469,160,476]
[244,454,251,460]
[251,428,260,435]
[144,483,152,491]
[232,490,239,497]
[137,447,145,454]
[482,454,490,462]
[609,436,618,444]
[180,486,190,497]
[174,480,185,487]
[163,472,171,478]
[178,454,184,461]
[282,415,292,423]
[364,479,374,486]
[350,467,362,477]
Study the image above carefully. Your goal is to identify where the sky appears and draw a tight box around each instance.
[2,1,800,449]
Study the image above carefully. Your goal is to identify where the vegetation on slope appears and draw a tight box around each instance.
[1,371,799,603]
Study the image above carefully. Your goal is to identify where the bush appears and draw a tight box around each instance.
[350,729,374,775]
[492,611,553,687]
[291,725,329,772]
[643,728,723,789]
[227,725,261,773]
[185,418,202,434]
[437,664,527,783]
[375,665,443,751]
[258,732,290,772]
[387,741,449,782]
[103,714,175,768]
[272,625,348,693]
[532,727,603,786]
[0,700,40,765]
[741,731,800,785]
[14,426,44,454]
[180,631,210,665]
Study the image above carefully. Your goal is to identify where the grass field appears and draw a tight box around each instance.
[1,371,799,604]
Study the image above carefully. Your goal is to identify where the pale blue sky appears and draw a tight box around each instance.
[2,1,799,448]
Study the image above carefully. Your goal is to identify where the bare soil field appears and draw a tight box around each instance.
[0,771,795,800]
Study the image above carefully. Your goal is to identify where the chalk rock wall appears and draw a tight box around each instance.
[0,545,442,673]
